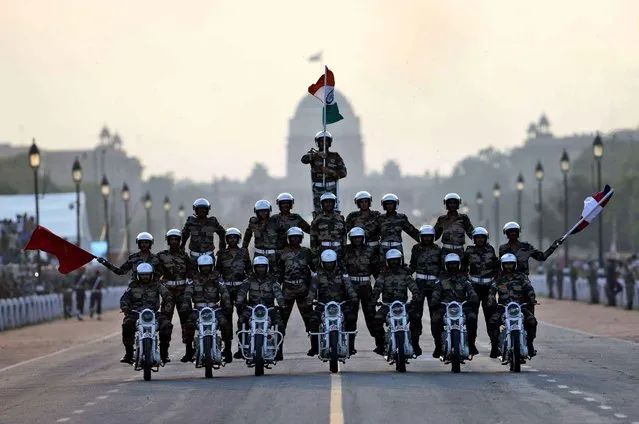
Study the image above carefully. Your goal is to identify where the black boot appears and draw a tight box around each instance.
[275,344,283,361]
[432,339,442,358]
[120,345,134,364]
[349,334,357,356]
[160,342,170,364]
[223,342,233,363]
[469,340,479,356]
[181,343,194,363]
[489,337,500,358]
[307,336,319,356]
[373,335,385,356]
[527,335,536,358]
[411,335,422,357]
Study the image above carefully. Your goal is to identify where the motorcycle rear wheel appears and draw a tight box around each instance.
[451,329,461,373]
[511,330,521,373]
[329,330,339,373]
[254,334,265,377]
[395,331,406,373]
[142,338,153,381]
[203,336,213,378]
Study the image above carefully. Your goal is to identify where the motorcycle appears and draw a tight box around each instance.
[133,308,162,381]
[236,304,283,376]
[308,300,357,373]
[193,303,225,378]
[378,301,414,373]
[498,302,531,373]
[440,301,470,373]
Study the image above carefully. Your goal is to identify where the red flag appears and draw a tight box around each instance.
[24,226,95,274]
[569,185,614,235]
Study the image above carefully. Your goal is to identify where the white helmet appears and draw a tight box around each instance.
[443,193,462,205]
[419,225,435,236]
[254,199,272,213]
[286,226,304,241]
[503,221,521,234]
[500,253,517,269]
[385,248,403,265]
[444,253,461,263]
[381,193,399,206]
[276,192,294,205]
[253,255,270,271]
[314,130,333,142]
[136,263,153,275]
[225,227,242,240]
[353,190,372,205]
[197,254,214,267]
[320,249,338,263]
[348,227,366,240]
[192,198,211,211]
[165,229,181,241]
[472,227,489,239]
[320,192,337,203]
[136,232,154,246]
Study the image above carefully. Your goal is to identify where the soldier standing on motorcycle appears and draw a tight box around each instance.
[430,253,479,358]
[409,224,442,354]
[345,191,382,258]
[434,193,475,261]
[182,255,233,363]
[378,194,420,261]
[272,193,311,251]
[276,227,315,358]
[243,200,280,273]
[486,253,538,358]
[181,198,226,266]
[371,249,422,356]
[157,229,195,363]
[306,249,358,356]
[216,228,252,359]
[498,222,562,275]
[310,193,347,266]
[342,227,380,353]
[98,232,162,281]
[119,263,174,364]
[236,256,286,359]
[462,227,498,340]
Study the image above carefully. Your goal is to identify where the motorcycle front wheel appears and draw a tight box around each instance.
[450,329,461,373]
[329,330,339,373]
[254,333,265,377]
[510,330,521,373]
[203,336,213,378]
[142,338,153,381]
[395,331,406,373]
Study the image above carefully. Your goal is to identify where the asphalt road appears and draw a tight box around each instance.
[1,309,638,424]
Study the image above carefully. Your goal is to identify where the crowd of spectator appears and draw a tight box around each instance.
[0,214,36,265]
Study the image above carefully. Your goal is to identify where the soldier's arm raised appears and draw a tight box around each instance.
[298,216,311,234]
[301,151,314,164]
[402,216,421,242]
[110,258,133,276]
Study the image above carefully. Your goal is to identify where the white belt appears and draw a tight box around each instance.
[367,241,380,247]
[221,281,244,287]
[190,251,213,258]
[415,273,438,281]
[195,302,218,308]
[350,276,371,282]
[285,279,305,285]
[381,241,402,247]
[321,241,341,247]
[164,280,187,286]
[443,243,463,249]
[313,181,337,188]
[469,276,493,284]
[255,248,276,255]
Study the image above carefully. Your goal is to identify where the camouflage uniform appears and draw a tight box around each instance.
[157,249,195,344]
[301,150,347,214]
[181,215,226,263]
[242,216,280,273]
[276,246,315,333]
[215,246,252,339]
[272,212,311,251]
[498,241,559,276]
[430,274,479,347]
[120,280,174,347]
[371,265,422,342]
[236,273,285,332]
[181,271,233,343]
[345,210,382,255]
[486,272,537,342]
[378,212,420,260]
[462,244,498,334]
[623,260,637,310]
[102,252,162,281]
[434,212,474,259]
[310,212,347,266]
[409,243,442,331]
[342,243,380,337]
[307,266,358,334]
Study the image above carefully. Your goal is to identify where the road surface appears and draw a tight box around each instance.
[1,306,638,424]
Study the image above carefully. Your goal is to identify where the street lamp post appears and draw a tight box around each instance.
[516,173,524,225]
[493,183,501,246]
[178,204,185,228]
[475,191,484,225]
[28,139,41,286]
[593,134,604,269]
[100,176,111,259]
[72,158,82,247]
[144,192,153,234]
[560,149,571,298]
[121,182,131,256]
[163,196,172,231]
[535,161,544,250]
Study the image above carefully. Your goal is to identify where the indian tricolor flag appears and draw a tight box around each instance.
[308,66,344,125]
[569,185,614,235]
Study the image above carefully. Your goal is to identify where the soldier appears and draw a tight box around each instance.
[276,227,315,358]
[300,131,347,218]
[342,227,380,353]
[181,255,233,363]
[98,232,162,280]
[272,192,311,251]
[89,269,104,320]
[310,193,347,266]
[181,198,226,265]
[430,253,479,358]
[119,263,174,364]
[624,255,637,310]
[586,260,600,304]
[378,193,420,261]
[486,253,538,358]
[409,224,442,354]
[499,222,562,276]
[216,227,252,359]
[236,256,286,359]
[74,267,89,321]
[242,200,279,272]
[434,193,474,260]
[157,229,195,363]
[371,249,422,355]
[345,191,382,257]
[306,249,358,356]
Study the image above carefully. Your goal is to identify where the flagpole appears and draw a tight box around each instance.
[560,188,614,242]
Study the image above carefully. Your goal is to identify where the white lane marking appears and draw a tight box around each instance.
[546,379,557,382]
[584,397,596,402]
[569,390,582,394]
[538,320,639,346]
[529,368,539,372]
[73,410,85,414]
[107,389,119,393]
[537,374,547,377]
[56,419,70,423]
[557,385,569,389]
[599,405,612,410]
[96,395,109,400]
[614,413,627,418]
[85,402,96,406]
[0,332,120,374]
[522,365,530,368]
[330,374,344,424]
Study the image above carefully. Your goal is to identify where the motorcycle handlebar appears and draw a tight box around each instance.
[313,300,347,307]
[441,301,467,306]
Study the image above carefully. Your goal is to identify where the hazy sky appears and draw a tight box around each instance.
[1,1,638,181]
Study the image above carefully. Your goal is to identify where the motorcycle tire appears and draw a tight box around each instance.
[511,330,521,373]
[395,331,406,373]
[451,329,461,373]
[254,333,265,377]
[329,330,339,373]
[143,338,153,381]
[203,336,213,378]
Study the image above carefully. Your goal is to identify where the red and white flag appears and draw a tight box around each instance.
[567,185,614,236]
[24,226,95,273]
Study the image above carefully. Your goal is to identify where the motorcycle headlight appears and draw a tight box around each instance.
[447,304,461,318]
[326,304,340,317]
[141,310,154,323]
[254,306,267,320]
[199,308,214,323]
[507,304,521,318]
[391,304,405,317]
